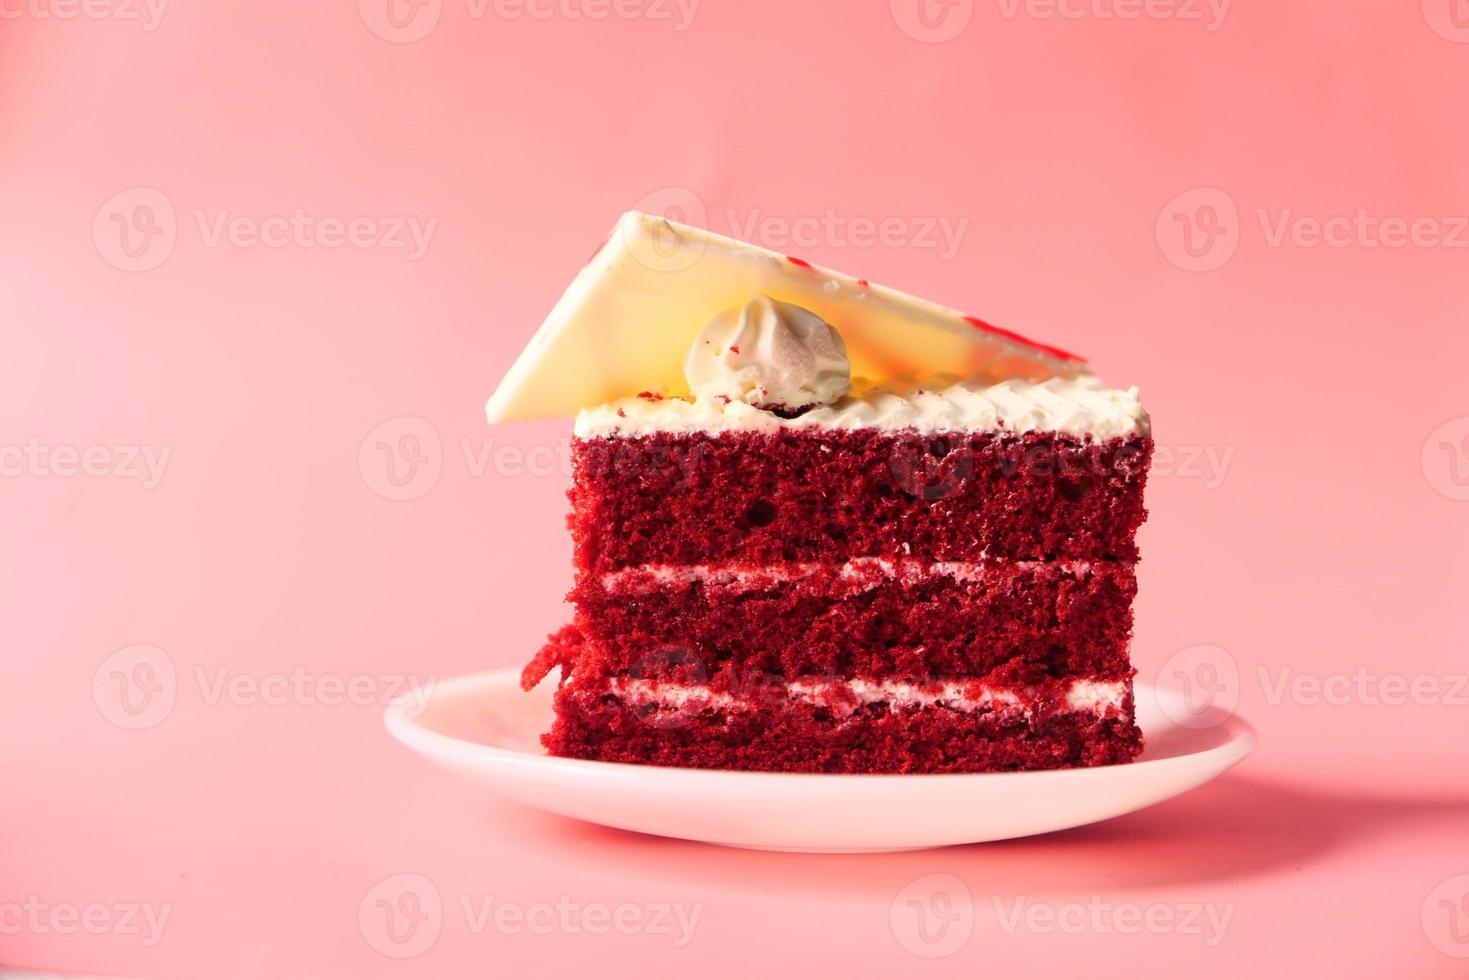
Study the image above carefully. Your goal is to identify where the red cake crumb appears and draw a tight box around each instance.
[573,558,1137,681]
[521,624,582,691]
[544,684,1139,773]
[522,422,1152,774]
[570,430,1151,574]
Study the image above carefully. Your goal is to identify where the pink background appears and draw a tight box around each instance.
[4,0,1469,976]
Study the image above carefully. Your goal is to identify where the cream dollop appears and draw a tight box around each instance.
[683,296,851,410]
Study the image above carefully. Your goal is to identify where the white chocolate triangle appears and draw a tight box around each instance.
[486,212,1086,423]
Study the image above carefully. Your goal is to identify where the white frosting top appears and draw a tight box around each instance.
[684,296,851,409]
[574,375,1150,439]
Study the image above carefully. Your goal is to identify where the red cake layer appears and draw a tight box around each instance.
[539,668,1142,774]
[570,430,1152,575]
[569,558,1136,683]
[525,424,1152,775]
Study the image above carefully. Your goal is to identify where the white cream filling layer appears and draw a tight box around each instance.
[609,676,1129,718]
[598,556,1102,592]
[574,375,1148,439]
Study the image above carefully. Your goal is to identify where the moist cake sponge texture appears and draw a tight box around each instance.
[524,425,1151,773]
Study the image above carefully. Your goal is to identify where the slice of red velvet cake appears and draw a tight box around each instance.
[495,213,1151,774]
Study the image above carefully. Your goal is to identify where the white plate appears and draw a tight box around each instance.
[385,669,1255,853]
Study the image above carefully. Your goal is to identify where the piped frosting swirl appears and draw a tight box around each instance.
[683,296,851,410]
